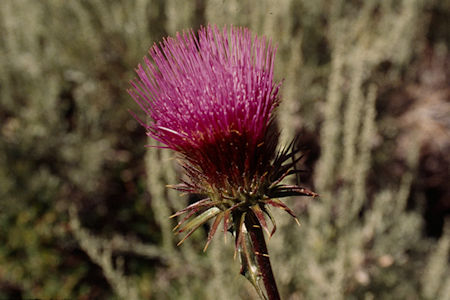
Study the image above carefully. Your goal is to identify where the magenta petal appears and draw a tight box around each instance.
[129,25,281,193]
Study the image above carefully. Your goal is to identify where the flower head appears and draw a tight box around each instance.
[129,25,316,249]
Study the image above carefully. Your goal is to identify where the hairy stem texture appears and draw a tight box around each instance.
[246,211,281,300]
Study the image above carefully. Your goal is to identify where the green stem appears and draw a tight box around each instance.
[245,211,281,300]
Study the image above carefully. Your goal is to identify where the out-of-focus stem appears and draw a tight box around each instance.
[246,211,281,300]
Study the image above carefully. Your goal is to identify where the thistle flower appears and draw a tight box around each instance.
[129,25,316,299]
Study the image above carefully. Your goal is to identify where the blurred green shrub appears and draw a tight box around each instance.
[0,0,448,299]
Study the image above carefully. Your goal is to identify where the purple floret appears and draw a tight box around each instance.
[129,25,282,193]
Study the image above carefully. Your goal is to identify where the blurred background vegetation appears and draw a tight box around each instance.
[0,0,449,299]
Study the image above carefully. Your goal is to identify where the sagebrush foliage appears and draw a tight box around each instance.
[0,0,448,299]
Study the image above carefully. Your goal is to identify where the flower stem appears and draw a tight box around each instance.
[245,211,281,300]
